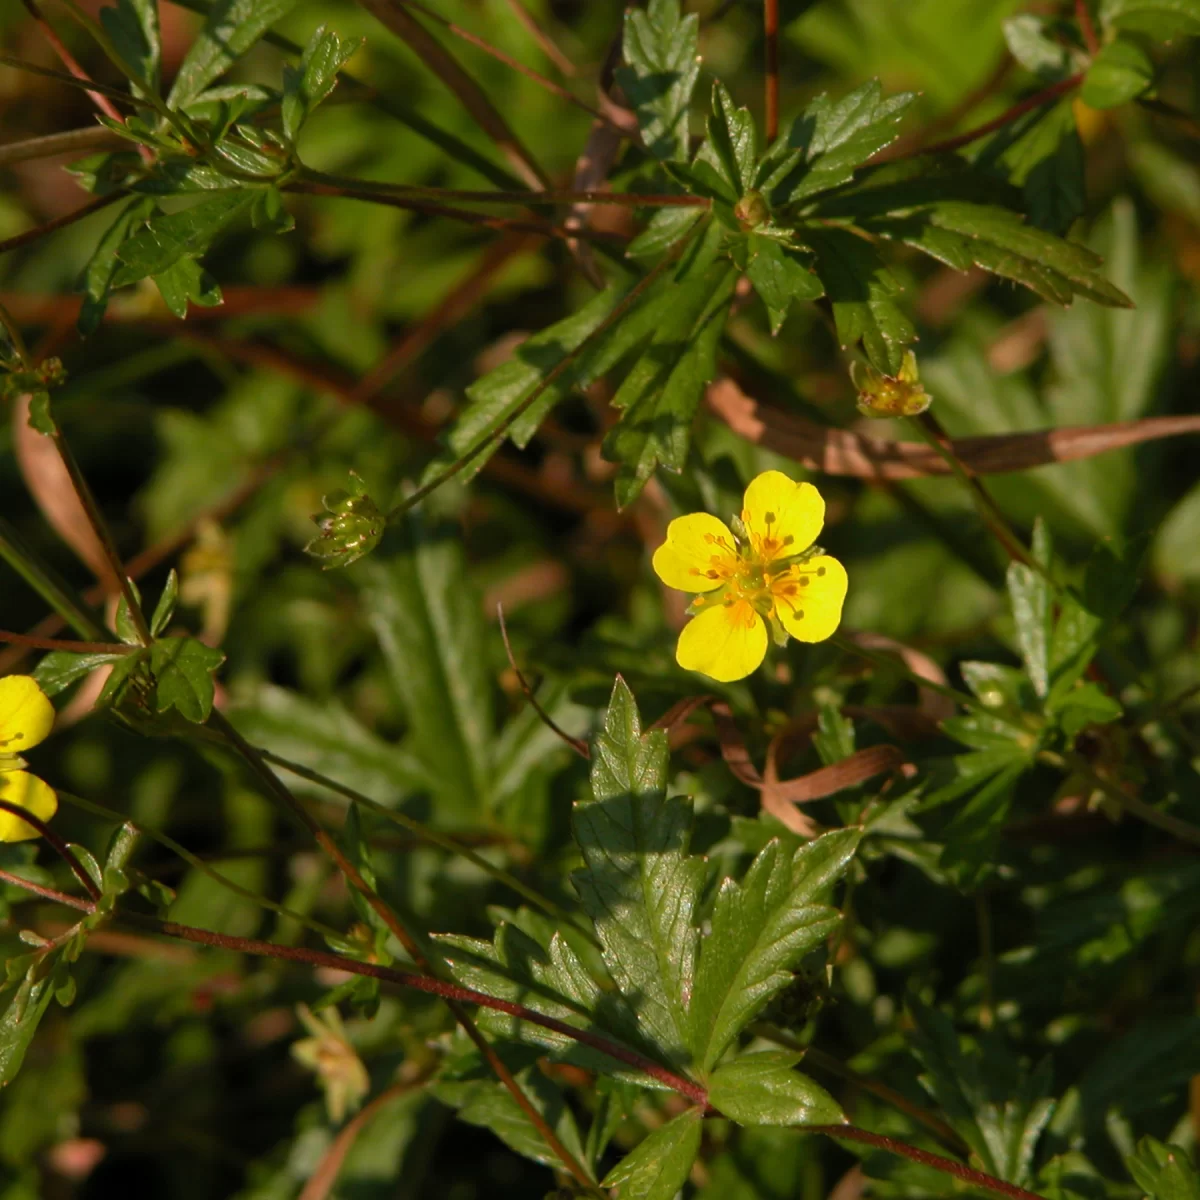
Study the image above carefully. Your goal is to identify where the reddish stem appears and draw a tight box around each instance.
[0,865,94,911]
[0,629,129,654]
[764,0,780,144]
[20,0,123,123]
[0,194,125,258]
[902,73,1084,160]
[808,1126,1049,1200]
[0,799,102,901]
[1075,0,1100,55]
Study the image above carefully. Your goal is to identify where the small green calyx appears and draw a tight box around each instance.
[852,350,932,418]
[734,189,770,230]
[305,472,385,568]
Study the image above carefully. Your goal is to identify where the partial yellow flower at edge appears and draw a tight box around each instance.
[652,471,847,683]
[0,770,57,842]
[0,675,54,762]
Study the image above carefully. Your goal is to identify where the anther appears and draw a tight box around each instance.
[817,566,826,576]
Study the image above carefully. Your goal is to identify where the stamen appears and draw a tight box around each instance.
[817,566,826,576]
[782,535,794,546]
[765,511,775,524]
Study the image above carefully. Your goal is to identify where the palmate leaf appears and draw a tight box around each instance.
[572,678,704,1067]
[690,830,859,1072]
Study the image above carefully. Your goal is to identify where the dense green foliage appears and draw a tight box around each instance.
[2,0,1200,1196]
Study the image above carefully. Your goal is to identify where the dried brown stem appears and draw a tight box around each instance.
[0,629,128,654]
[501,0,577,76]
[0,127,126,168]
[764,0,780,143]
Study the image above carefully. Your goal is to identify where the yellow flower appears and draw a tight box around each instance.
[0,675,58,842]
[652,471,847,683]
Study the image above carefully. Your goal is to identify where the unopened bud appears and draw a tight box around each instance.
[734,189,770,230]
[305,472,385,568]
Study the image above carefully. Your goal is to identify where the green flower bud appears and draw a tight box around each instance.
[305,472,385,568]
[851,350,932,418]
[734,189,770,230]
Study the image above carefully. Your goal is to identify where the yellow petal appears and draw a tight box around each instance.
[741,471,824,562]
[773,556,848,643]
[0,675,54,754]
[652,513,738,593]
[0,771,58,843]
[676,598,767,682]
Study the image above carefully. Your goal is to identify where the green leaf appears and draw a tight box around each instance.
[908,999,1056,1185]
[866,199,1131,307]
[149,569,178,637]
[441,282,632,483]
[708,1052,843,1126]
[1080,37,1155,107]
[248,186,294,233]
[1003,15,1081,79]
[1099,0,1200,38]
[1047,681,1122,740]
[601,1108,703,1198]
[100,0,161,93]
[167,0,301,109]
[281,25,361,143]
[147,637,225,722]
[76,197,156,335]
[358,516,494,820]
[694,82,758,199]
[33,650,127,698]
[602,258,737,507]
[691,830,859,1071]
[615,0,700,162]
[745,235,825,334]
[1007,567,1051,700]
[228,684,428,805]
[765,81,917,205]
[114,579,145,646]
[152,255,223,317]
[0,974,54,1087]
[627,205,706,260]
[438,1069,590,1174]
[112,192,254,288]
[572,678,704,1065]
[1126,1138,1200,1200]
[803,225,914,374]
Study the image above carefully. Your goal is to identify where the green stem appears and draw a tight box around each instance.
[1039,749,1200,849]
[0,126,125,168]
[258,748,597,945]
[0,518,109,641]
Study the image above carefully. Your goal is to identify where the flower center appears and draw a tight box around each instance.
[692,526,826,623]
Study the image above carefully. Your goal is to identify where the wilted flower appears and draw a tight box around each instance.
[291,1003,370,1123]
[852,350,931,418]
[652,471,847,682]
[0,675,58,842]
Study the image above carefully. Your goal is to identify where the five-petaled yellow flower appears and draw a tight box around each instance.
[0,675,58,842]
[652,471,847,683]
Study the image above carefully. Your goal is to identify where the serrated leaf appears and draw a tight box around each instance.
[691,830,859,1071]
[803,225,914,374]
[745,235,824,334]
[112,192,254,288]
[168,0,301,109]
[765,81,917,205]
[1099,0,1200,38]
[100,0,160,93]
[358,515,494,820]
[601,1108,703,1197]
[603,259,736,507]
[615,0,700,163]
[1126,1138,1200,1200]
[709,1052,843,1126]
[1081,37,1155,108]
[152,255,223,317]
[572,678,704,1066]
[281,25,361,143]
[33,649,127,697]
[908,999,1056,1185]
[147,637,225,722]
[441,282,632,484]
[869,198,1130,307]
[76,197,156,335]
[0,973,54,1086]
[693,82,758,200]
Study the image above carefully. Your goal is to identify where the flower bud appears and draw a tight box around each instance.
[305,473,385,568]
[734,189,770,230]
